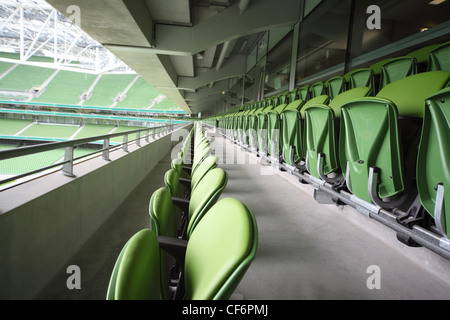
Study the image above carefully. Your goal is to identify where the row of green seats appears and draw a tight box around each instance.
[208,41,450,242]
[106,123,258,300]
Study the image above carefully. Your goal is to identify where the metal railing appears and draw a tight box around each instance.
[0,122,188,188]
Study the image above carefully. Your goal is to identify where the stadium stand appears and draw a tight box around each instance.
[117,77,162,110]
[0,118,32,135]
[85,73,137,107]
[33,71,97,105]
[19,123,80,139]
[0,64,55,92]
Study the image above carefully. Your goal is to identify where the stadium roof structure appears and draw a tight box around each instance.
[0,0,187,116]
[0,0,132,73]
[41,0,297,116]
[1,0,302,116]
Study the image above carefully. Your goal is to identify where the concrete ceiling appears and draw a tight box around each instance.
[46,0,302,115]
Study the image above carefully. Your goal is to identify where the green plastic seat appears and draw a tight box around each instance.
[189,155,218,193]
[304,87,372,183]
[107,197,258,300]
[256,101,275,154]
[184,198,258,300]
[417,87,450,238]
[186,167,228,238]
[428,41,450,71]
[106,229,162,300]
[242,104,258,146]
[148,187,179,299]
[164,168,184,199]
[298,85,311,102]
[407,43,443,71]
[281,95,330,168]
[171,158,188,179]
[238,106,253,145]
[267,101,289,158]
[379,56,418,90]
[339,71,450,209]
[310,81,327,98]
[325,76,346,100]
[345,68,376,93]
[171,155,218,199]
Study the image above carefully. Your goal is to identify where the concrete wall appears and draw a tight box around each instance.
[0,125,192,299]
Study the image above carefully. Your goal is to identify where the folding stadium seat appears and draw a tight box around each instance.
[344,68,376,93]
[267,91,295,158]
[407,43,443,72]
[157,167,228,240]
[428,41,450,71]
[325,76,346,100]
[107,197,258,300]
[416,87,450,239]
[339,70,450,210]
[310,81,327,98]
[247,101,267,148]
[378,56,418,90]
[298,85,311,102]
[146,186,179,299]
[235,106,246,144]
[303,87,372,184]
[238,105,253,145]
[241,103,257,146]
[166,155,218,199]
[231,108,243,142]
[281,94,330,169]
[256,98,275,154]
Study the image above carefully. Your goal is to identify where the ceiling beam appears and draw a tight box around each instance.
[105,0,301,56]
[178,54,246,90]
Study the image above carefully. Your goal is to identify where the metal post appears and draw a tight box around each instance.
[102,138,110,161]
[122,135,128,152]
[136,132,141,147]
[62,146,75,177]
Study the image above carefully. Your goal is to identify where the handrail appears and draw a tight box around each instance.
[0,122,188,187]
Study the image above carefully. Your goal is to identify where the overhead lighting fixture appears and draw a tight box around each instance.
[421,27,430,32]
[429,0,447,4]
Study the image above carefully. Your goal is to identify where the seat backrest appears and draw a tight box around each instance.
[149,187,178,237]
[407,43,443,71]
[280,95,330,166]
[184,198,258,300]
[379,56,418,90]
[417,87,450,238]
[192,145,211,175]
[340,71,450,203]
[345,68,375,93]
[428,41,450,71]
[164,168,182,198]
[304,87,371,179]
[106,229,162,300]
[148,187,179,299]
[256,105,275,152]
[187,168,228,238]
[171,158,185,178]
[299,85,310,101]
[310,81,326,98]
[267,102,290,156]
[190,155,218,192]
[325,76,346,100]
